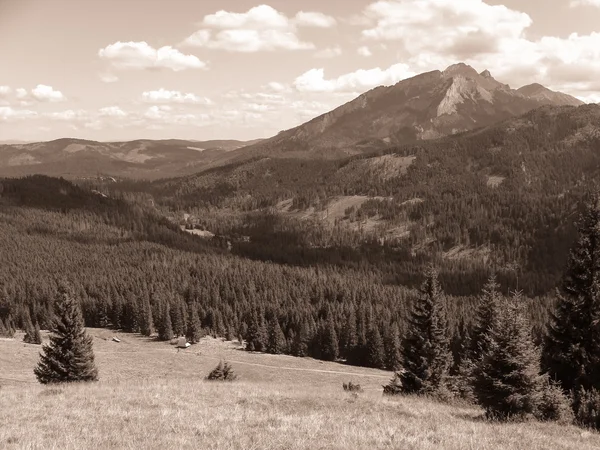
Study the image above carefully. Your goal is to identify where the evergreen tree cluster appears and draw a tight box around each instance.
[385,270,572,422]
[382,194,600,427]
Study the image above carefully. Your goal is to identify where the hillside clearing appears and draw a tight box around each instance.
[1,330,599,449]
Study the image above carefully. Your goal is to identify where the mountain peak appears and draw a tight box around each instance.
[480,70,492,78]
[443,63,479,79]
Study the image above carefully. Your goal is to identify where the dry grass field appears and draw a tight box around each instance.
[1,329,599,449]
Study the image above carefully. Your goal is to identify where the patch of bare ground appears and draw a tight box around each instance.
[366,154,417,181]
[276,196,391,228]
[443,245,492,262]
[402,197,424,206]
[486,175,505,188]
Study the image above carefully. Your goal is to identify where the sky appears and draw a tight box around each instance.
[1,0,600,142]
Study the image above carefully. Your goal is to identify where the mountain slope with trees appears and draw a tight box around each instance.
[112,103,600,298]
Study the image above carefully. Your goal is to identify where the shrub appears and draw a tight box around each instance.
[574,387,600,430]
[536,378,574,424]
[383,372,403,395]
[206,360,237,381]
[343,381,362,393]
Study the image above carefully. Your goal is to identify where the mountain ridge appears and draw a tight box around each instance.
[221,63,584,164]
[0,63,585,178]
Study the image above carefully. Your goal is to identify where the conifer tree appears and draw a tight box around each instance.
[120,293,137,333]
[291,319,310,357]
[186,302,203,344]
[170,299,185,337]
[157,301,173,341]
[456,275,503,397]
[470,275,503,361]
[320,313,339,361]
[473,292,544,420]
[267,317,286,354]
[32,322,42,345]
[340,307,358,359]
[138,294,153,337]
[543,195,600,393]
[34,284,98,384]
[245,309,267,352]
[23,311,37,344]
[383,324,401,371]
[25,321,42,345]
[396,267,451,394]
[366,322,385,369]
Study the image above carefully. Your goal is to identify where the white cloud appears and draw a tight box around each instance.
[570,0,600,7]
[47,109,88,121]
[294,63,415,93]
[185,29,314,52]
[99,106,127,117]
[0,106,37,121]
[202,5,289,29]
[31,84,66,102]
[0,85,66,104]
[344,0,600,102]
[98,41,207,71]
[141,88,213,105]
[266,82,291,93]
[181,5,322,52]
[362,0,530,56]
[294,11,337,28]
[314,46,342,58]
[357,46,372,57]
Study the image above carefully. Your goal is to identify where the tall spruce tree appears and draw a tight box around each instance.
[245,309,267,352]
[34,284,98,384]
[366,322,385,369]
[383,324,401,371]
[542,194,600,393]
[320,313,339,361]
[157,301,174,341]
[473,291,544,420]
[291,319,310,357]
[396,267,451,394]
[456,275,503,396]
[186,302,202,344]
[138,294,153,337]
[267,317,287,354]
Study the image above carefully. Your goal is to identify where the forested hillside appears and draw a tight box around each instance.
[0,175,552,370]
[105,104,600,297]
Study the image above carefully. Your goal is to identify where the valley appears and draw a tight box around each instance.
[2,57,600,448]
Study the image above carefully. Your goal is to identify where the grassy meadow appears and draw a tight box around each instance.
[1,329,599,449]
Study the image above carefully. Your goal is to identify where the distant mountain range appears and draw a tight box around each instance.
[0,62,585,179]
[0,138,263,179]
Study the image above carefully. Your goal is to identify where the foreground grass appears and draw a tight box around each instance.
[1,330,599,449]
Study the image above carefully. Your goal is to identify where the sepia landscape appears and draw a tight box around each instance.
[2,0,600,448]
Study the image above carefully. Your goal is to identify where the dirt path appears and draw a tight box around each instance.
[197,354,391,379]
